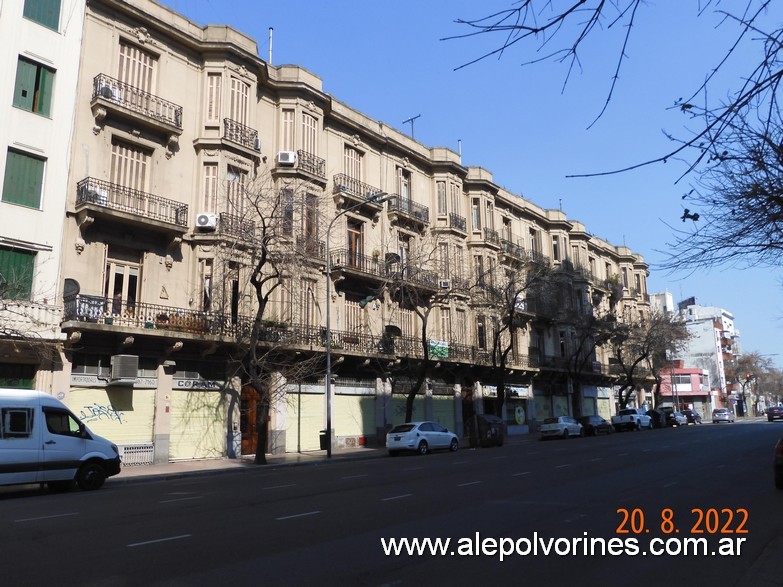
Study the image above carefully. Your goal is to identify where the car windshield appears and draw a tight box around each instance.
[543,417,560,424]
[390,424,415,433]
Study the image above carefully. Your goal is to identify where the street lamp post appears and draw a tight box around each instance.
[324,192,389,457]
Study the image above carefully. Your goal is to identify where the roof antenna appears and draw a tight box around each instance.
[268,27,273,64]
[403,114,420,139]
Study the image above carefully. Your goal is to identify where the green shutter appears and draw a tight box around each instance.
[2,150,44,208]
[13,59,36,111]
[36,65,54,117]
[0,247,35,300]
[23,0,61,31]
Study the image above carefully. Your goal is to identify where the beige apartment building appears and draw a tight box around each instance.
[16,0,651,463]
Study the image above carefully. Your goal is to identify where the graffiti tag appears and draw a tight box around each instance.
[79,403,124,425]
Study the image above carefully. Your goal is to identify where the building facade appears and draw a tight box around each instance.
[2,0,653,463]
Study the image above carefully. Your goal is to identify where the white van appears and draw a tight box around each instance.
[0,389,121,490]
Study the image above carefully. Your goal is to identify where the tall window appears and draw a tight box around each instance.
[474,254,484,285]
[13,58,54,117]
[436,181,447,216]
[200,259,212,312]
[502,217,512,242]
[281,109,294,151]
[485,201,494,231]
[454,246,464,279]
[111,140,149,193]
[205,73,222,123]
[105,247,141,314]
[440,307,451,340]
[347,219,363,267]
[229,77,250,125]
[118,41,155,93]
[0,247,35,300]
[303,193,318,242]
[344,145,362,180]
[279,277,293,324]
[472,198,481,231]
[477,315,487,350]
[456,309,466,342]
[226,166,246,216]
[2,150,45,209]
[398,168,411,200]
[552,235,560,262]
[280,189,294,236]
[23,0,61,30]
[439,243,449,277]
[202,163,218,212]
[529,227,540,254]
[302,113,317,154]
[622,267,629,287]
[300,279,317,327]
[450,182,461,216]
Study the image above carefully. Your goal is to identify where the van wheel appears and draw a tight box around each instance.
[77,462,106,491]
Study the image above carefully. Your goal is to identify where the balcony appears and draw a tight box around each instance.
[223,118,260,154]
[483,228,501,248]
[332,174,385,213]
[91,74,183,143]
[296,236,326,262]
[387,195,430,228]
[272,150,327,185]
[330,249,384,280]
[75,177,188,235]
[219,212,256,241]
[501,239,526,263]
[0,301,64,341]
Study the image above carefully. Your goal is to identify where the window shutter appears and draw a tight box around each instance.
[23,0,61,30]
[13,59,36,111]
[0,247,35,300]
[2,151,44,208]
[37,66,54,117]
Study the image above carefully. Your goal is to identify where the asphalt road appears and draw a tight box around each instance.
[1,420,781,587]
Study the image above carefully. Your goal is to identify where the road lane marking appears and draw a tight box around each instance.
[512,472,531,477]
[458,481,481,487]
[15,512,79,523]
[341,474,368,480]
[663,482,678,488]
[159,496,204,504]
[555,464,571,469]
[453,460,469,465]
[382,494,412,501]
[263,484,297,490]
[276,511,321,521]
[128,534,191,547]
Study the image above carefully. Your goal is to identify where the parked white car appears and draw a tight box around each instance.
[712,408,736,423]
[386,421,459,456]
[671,411,689,426]
[539,416,583,440]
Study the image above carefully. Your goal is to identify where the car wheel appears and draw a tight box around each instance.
[449,438,459,452]
[562,430,569,439]
[76,462,106,491]
[635,421,641,431]
[417,440,429,455]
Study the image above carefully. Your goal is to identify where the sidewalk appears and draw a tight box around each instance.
[110,435,536,484]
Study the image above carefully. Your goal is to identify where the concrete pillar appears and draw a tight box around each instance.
[269,372,287,455]
[152,364,173,465]
[454,383,463,437]
[375,377,392,445]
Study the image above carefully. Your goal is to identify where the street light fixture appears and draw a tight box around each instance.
[324,192,390,457]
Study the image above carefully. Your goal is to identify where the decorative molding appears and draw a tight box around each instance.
[131,26,154,45]
[304,100,318,113]
[349,134,363,148]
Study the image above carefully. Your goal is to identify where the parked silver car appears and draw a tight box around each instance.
[712,408,736,423]
[539,416,583,440]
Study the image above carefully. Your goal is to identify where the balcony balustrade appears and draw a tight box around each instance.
[387,195,430,224]
[297,150,327,180]
[296,236,326,261]
[92,73,182,129]
[223,118,259,151]
[332,174,384,203]
[501,239,526,261]
[483,228,501,246]
[76,177,188,227]
[448,213,467,232]
[219,212,256,241]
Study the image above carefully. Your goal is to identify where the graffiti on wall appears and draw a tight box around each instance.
[79,403,125,425]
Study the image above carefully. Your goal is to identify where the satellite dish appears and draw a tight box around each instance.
[63,278,80,298]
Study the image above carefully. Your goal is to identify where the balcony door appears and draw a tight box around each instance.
[347,219,362,268]
[105,248,141,316]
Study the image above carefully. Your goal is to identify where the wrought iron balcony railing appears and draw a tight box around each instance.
[92,73,183,129]
[219,212,256,240]
[297,150,326,180]
[332,174,384,202]
[296,236,326,261]
[501,239,526,260]
[330,248,384,277]
[448,213,467,232]
[223,118,259,151]
[387,195,430,223]
[483,228,501,246]
[76,177,188,227]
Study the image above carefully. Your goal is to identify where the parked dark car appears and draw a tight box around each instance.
[767,405,783,422]
[577,415,613,436]
[659,406,681,427]
[646,409,669,429]
[774,433,783,490]
[681,409,702,424]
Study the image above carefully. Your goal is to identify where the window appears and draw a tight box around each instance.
[485,201,494,231]
[205,73,222,123]
[398,168,411,200]
[1,408,34,439]
[436,181,446,216]
[440,307,451,340]
[455,309,466,342]
[472,198,481,230]
[454,247,464,279]
[303,193,318,242]
[552,235,560,262]
[44,408,82,437]
[529,227,540,254]
[0,247,35,300]
[2,150,45,209]
[23,0,61,30]
[439,243,449,277]
[200,259,212,312]
[202,163,218,212]
[281,189,294,236]
[300,279,317,327]
[281,109,294,151]
[450,182,461,216]
[474,254,484,285]
[229,77,250,125]
[559,330,567,358]
[302,113,317,154]
[477,315,487,350]
[13,58,54,117]
[622,267,629,287]
[344,145,362,180]
[226,165,246,216]
[118,41,155,98]
[347,219,363,267]
[105,247,141,315]
[111,140,149,193]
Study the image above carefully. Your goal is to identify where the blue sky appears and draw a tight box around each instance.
[160,0,783,367]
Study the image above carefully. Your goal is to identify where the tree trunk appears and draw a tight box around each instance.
[254,396,270,465]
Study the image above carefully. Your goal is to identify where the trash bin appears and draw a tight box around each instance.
[476,414,505,447]
[319,430,328,451]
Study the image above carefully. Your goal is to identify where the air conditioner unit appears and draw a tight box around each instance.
[110,354,138,385]
[276,151,297,166]
[195,213,218,230]
[439,279,451,289]
[253,137,262,151]
[98,82,122,104]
